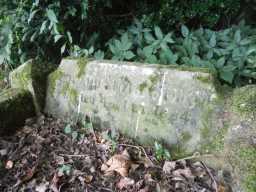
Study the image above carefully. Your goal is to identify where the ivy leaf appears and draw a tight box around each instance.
[40,20,48,34]
[64,124,72,134]
[181,25,189,37]
[67,31,73,44]
[46,9,58,23]
[54,35,63,43]
[28,9,39,24]
[61,43,66,54]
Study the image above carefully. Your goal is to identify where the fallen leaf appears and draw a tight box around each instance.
[50,173,59,192]
[173,168,194,180]
[84,175,93,183]
[35,182,49,192]
[103,150,132,177]
[0,149,7,156]
[5,160,13,169]
[117,177,135,190]
[163,161,176,174]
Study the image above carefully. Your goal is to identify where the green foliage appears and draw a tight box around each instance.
[58,164,72,176]
[104,20,256,85]
[154,141,171,161]
[142,0,241,30]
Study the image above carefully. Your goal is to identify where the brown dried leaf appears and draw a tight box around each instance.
[117,177,135,190]
[84,175,93,183]
[103,150,132,177]
[173,168,194,180]
[163,161,176,174]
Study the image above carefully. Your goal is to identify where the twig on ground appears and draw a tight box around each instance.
[118,143,155,166]
[174,152,214,162]
[200,161,218,192]
[58,154,89,158]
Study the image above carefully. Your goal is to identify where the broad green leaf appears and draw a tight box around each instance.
[88,46,94,54]
[181,25,189,37]
[220,70,235,83]
[154,26,163,39]
[121,33,129,44]
[209,33,216,47]
[143,46,153,56]
[46,9,58,23]
[216,57,226,68]
[125,51,135,60]
[144,32,155,43]
[94,50,104,60]
[234,30,241,43]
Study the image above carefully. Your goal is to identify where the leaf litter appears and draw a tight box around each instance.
[0,116,232,192]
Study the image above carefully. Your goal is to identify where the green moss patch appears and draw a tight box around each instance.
[48,69,64,96]
[231,85,256,118]
[60,82,78,104]
[76,57,88,78]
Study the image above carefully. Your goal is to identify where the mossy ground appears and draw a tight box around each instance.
[231,85,256,118]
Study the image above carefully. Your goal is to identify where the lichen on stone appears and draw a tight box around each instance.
[48,69,64,96]
[76,57,88,78]
[60,82,78,105]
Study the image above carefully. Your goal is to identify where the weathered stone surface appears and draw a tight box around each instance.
[45,59,223,154]
[9,60,39,113]
[10,59,56,114]
[0,88,35,135]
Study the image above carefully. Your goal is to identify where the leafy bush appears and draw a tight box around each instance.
[105,20,256,85]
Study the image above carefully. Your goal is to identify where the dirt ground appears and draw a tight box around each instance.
[0,116,231,192]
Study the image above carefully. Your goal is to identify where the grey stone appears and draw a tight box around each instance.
[45,59,222,154]
[0,88,36,135]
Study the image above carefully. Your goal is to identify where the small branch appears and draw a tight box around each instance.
[200,161,218,192]
[58,154,88,158]
[174,152,214,162]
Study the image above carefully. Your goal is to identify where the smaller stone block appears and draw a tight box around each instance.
[0,88,35,135]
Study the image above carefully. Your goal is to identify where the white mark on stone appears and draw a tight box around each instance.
[77,93,82,114]
[157,72,167,106]
[135,110,141,138]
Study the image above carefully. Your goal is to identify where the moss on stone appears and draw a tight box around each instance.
[180,131,192,144]
[139,81,148,93]
[0,88,35,135]
[231,85,256,118]
[48,69,64,96]
[76,57,88,78]
[60,82,78,105]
